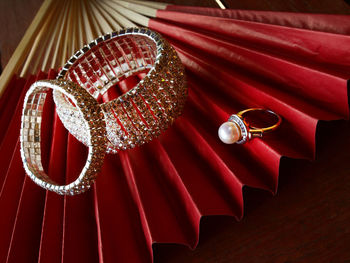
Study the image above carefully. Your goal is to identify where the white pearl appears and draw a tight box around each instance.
[218,121,241,144]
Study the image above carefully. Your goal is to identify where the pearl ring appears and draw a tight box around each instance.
[218,108,282,144]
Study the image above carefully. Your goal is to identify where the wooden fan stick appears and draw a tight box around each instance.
[86,1,106,36]
[28,21,55,75]
[30,0,64,75]
[92,1,121,31]
[61,0,76,67]
[20,4,56,77]
[116,0,159,17]
[126,0,168,9]
[88,0,113,34]
[215,0,227,9]
[70,0,78,59]
[98,0,132,30]
[41,0,68,72]
[75,0,85,50]
[0,0,55,98]
[80,0,96,43]
[49,0,70,70]
[99,1,137,28]
[101,0,125,30]
[103,0,150,26]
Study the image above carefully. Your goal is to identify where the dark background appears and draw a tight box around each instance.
[0,0,349,262]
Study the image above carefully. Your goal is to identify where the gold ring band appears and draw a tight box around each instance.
[218,108,282,144]
[237,108,282,135]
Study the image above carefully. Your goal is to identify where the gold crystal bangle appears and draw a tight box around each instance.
[20,79,107,195]
[53,28,187,153]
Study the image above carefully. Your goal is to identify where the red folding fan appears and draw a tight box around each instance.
[0,1,349,262]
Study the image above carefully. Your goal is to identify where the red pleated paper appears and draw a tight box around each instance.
[0,7,349,263]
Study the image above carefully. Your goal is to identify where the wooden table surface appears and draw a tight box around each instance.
[1,1,349,262]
